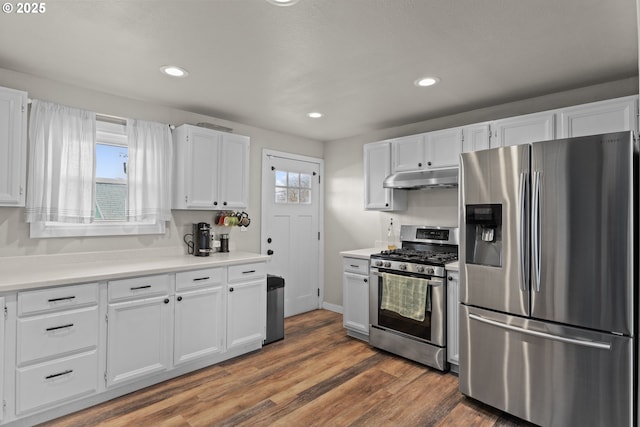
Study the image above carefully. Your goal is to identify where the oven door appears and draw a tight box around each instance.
[369,268,445,347]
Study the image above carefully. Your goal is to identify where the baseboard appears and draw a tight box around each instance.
[322,302,343,314]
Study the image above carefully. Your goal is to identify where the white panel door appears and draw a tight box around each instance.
[174,286,225,366]
[106,296,172,387]
[493,111,555,147]
[559,96,638,138]
[218,133,249,209]
[427,127,462,168]
[0,87,27,206]
[227,279,265,349]
[0,296,3,422]
[462,123,491,152]
[262,153,321,317]
[342,272,369,335]
[391,134,425,172]
[186,127,220,208]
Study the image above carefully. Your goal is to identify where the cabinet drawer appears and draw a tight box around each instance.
[18,283,98,316]
[108,274,171,302]
[176,267,225,291]
[17,306,99,365]
[343,257,369,274]
[228,262,266,283]
[16,350,98,415]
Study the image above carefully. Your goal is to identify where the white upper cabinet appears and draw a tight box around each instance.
[462,123,491,152]
[492,111,556,147]
[0,86,27,206]
[558,95,638,138]
[364,141,406,211]
[391,127,462,173]
[173,124,249,210]
[391,134,425,172]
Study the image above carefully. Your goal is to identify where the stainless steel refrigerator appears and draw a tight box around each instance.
[459,131,636,427]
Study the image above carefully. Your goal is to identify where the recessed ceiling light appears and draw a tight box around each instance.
[266,0,300,6]
[160,65,189,78]
[307,112,323,119]
[415,77,440,87]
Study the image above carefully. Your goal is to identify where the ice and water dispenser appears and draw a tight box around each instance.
[465,204,502,267]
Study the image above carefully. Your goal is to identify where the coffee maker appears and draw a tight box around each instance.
[192,222,213,256]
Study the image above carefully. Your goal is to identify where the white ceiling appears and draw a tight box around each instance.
[0,0,637,141]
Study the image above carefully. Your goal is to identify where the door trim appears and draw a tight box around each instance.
[261,149,325,311]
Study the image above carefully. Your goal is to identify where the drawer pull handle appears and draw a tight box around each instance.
[46,323,74,332]
[45,369,73,380]
[48,296,76,303]
[130,285,152,291]
[193,277,210,281]
[350,264,359,268]
[242,270,256,274]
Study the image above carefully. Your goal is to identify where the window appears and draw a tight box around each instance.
[29,119,166,238]
[275,170,312,204]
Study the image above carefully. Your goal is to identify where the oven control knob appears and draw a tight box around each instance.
[384,261,391,268]
[416,265,425,273]
[426,267,435,275]
[375,260,383,267]
[399,263,407,271]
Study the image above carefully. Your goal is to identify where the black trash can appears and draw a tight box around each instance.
[265,274,285,344]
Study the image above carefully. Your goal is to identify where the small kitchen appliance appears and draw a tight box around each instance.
[369,225,458,371]
[459,131,637,426]
[193,222,213,256]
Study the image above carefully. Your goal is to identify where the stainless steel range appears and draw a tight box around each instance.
[369,225,458,371]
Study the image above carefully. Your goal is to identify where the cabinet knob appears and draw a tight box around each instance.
[385,203,389,207]
[177,296,183,302]
[267,249,274,255]
[267,237,272,244]
[213,201,218,206]
[229,287,234,292]
[448,276,453,281]
[418,162,422,167]
[364,278,368,283]
[428,161,432,166]
[164,298,170,304]
[223,201,228,206]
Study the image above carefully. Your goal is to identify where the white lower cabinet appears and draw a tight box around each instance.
[227,263,267,349]
[174,268,226,366]
[106,275,173,388]
[0,296,4,423]
[15,284,100,416]
[342,257,370,340]
[446,271,460,367]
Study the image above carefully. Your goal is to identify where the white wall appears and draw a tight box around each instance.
[323,77,639,307]
[0,67,324,257]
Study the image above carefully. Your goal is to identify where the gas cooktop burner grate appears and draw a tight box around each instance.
[375,249,458,265]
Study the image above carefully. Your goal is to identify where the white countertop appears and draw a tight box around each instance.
[445,261,459,271]
[0,248,269,292]
[340,247,383,260]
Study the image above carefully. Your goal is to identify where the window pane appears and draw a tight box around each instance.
[275,187,287,203]
[95,182,127,220]
[287,188,299,203]
[300,173,312,188]
[96,144,128,180]
[288,172,299,187]
[300,189,311,204]
[275,170,287,187]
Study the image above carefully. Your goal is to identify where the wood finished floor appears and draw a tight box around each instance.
[40,309,531,427]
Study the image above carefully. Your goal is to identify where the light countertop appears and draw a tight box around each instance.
[0,248,269,292]
[445,261,459,271]
[340,247,383,260]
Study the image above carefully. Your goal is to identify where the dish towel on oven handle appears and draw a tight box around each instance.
[380,273,430,322]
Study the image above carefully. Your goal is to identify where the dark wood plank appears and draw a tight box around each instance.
[40,309,531,427]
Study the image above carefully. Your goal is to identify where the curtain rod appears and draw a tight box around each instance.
[27,98,175,129]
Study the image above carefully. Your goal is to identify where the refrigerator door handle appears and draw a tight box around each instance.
[518,171,528,291]
[469,313,611,350]
[532,170,541,292]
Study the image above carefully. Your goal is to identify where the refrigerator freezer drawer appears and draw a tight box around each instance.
[459,305,633,427]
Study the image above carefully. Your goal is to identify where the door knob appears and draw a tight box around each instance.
[267,249,274,255]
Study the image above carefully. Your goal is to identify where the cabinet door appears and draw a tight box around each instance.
[343,272,369,335]
[391,134,425,172]
[559,96,638,138]
[446,271,459,365]
[106,296,173,387]
[0,86,27,206]
[462,123,491,152]
[185,127,220,208]
[218,133,249,209]
[174,286,225,366]
[227,280,265,350]
[426,127,462,168]
[364,141,407,211]
[493,112,555,147]
[0,296,3,422]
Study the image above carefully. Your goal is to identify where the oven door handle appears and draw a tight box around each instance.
[369,270,443,286]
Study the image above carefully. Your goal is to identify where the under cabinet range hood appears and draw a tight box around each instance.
[383,168,458,189]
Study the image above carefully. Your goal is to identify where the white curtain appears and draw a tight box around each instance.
[26,100,96,223]
[126,119,173,223]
